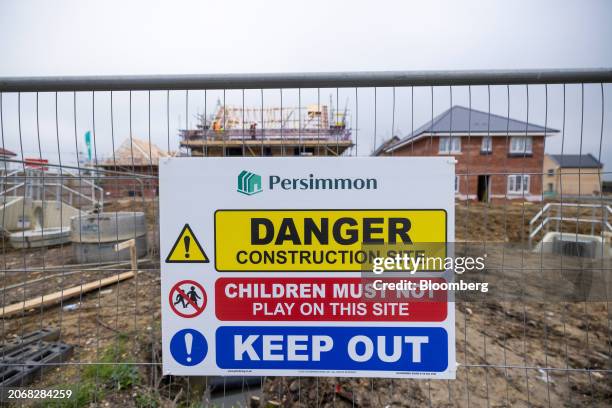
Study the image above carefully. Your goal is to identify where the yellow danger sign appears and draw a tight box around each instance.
[214,209,446,271]
[166,224,210,263]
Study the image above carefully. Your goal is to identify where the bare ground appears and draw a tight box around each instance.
[1,200,610,407]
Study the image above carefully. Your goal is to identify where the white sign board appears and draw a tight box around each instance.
[160,157,456,378]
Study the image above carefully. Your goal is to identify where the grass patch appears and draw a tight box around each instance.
[83,333,140,390]
[41,334,147,408]
[135,390,160,408]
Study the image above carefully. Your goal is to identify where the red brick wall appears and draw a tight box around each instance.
[386,135,545,201]
[101,179,159,199]
[98,166,160,199]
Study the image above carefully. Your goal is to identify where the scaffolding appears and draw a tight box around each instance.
[179,101,353,157]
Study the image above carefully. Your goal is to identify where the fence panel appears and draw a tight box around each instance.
[1,70,611,407]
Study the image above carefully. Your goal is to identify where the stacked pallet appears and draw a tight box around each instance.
[0,328,73,395]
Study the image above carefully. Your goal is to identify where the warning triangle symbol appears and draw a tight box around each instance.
[165,224,210,263]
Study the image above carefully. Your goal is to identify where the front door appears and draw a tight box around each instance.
[477,175,490,202]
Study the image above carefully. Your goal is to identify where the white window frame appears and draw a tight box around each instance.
[507,174,530,194]
[509,136,533,154]
[481,136,492,153]
[439,136,461,154]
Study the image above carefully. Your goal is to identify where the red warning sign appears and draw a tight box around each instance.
[215,277,447,322]
[169,280,207,318]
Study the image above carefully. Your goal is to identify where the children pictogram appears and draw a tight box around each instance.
[166,224,209,263]
[169,280,207,318]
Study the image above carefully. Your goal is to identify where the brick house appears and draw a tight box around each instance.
[96,138,172,199]
[543,154,603,197]
[376,106,558,202]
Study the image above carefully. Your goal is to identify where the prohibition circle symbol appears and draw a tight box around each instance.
[169,280,207,318]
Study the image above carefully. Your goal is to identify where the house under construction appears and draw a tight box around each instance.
[179,101,353,156]
[96,137,173,198]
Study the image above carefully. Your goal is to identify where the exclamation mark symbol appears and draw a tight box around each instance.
[184,332,193,362]
[184,235,191,259]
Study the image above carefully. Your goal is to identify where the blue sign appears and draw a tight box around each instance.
[216,326,448,372]
[170,329,208,366]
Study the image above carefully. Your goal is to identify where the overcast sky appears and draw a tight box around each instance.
[1,0,611,177]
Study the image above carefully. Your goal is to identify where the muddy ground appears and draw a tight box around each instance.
[1,200,611,407]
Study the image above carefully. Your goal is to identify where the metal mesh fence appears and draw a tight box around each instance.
[1,70,611,407]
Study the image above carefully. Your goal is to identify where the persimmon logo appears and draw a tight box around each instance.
[237,170,263,195]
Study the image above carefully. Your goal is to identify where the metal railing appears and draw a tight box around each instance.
[1,68,611,91]
[0,168,104,209]
[528,202,612,247]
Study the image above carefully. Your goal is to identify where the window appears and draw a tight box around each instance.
[547,168,554,176]
[509,136,532,154]
[481,136,492,153]
[439,137,461,154]
[548,183,554,193]
[294,147,315,156]
[507,174,530,194]
[454,176,459,193]
[225,147,243,156]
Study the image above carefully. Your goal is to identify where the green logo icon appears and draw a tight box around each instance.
[237,170,263,195]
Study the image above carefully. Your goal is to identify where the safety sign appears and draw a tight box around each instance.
[170,329,208,366]
[215,209,447,271]
[160,157,456,379]
[169,280,207,318]
[216,326,448,372]
[165,224,209,263]
[215,277,447,321]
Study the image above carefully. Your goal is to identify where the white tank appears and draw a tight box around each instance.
[70,212,147,263]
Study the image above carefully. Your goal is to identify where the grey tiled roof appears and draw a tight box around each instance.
[371,136,399,156]
[385,105,558,152]
[549,154,603,168]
